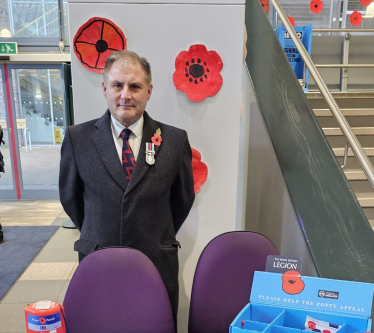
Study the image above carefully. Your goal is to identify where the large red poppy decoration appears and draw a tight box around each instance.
[350,10,363,26]
[173,44,223,102]
[360,0,372,6]
[310,0,324,14]
[73,17,127,73]
[191,148,208,193]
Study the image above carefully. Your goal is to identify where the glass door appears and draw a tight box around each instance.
[0,66,16,199]
[0,64,67,199]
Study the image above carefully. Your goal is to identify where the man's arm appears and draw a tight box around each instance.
[170,131,195,234]
[59,127,84,230]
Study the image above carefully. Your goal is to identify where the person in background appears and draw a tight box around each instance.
[59,50,195,329]
[0,125,4,176]
[0,125,4,243]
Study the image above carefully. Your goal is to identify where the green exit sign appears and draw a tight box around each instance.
[0,42,17,54]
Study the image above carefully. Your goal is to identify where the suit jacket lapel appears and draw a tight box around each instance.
[92,110,129,191]
[125,111,160,196]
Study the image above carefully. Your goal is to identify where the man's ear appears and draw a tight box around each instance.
[147,84,153,101]
[102,81,107,98]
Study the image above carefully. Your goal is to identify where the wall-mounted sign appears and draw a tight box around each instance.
[0,42,17,54]
[16,119,26,129]
[0,119,26,129]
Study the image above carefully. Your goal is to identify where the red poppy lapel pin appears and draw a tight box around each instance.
[173,44,223,102]
[310,0,324,14]
[151,128,162,146]
[73,17,126,73]
[350,10,363,26]
[146,129,162,165]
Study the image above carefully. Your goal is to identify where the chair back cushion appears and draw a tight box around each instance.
[63,247,174,333]
[188,231,279,333]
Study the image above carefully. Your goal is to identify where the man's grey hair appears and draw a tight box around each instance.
[103,50,152,85]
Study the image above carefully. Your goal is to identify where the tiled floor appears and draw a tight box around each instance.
[0,200,79,333]
[0,146,61,189]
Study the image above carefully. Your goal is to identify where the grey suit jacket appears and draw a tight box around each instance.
[59,110,195,314]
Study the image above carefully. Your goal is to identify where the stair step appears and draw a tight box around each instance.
[314,108,374,117]
[355,193,374,207]
[344,169,368,180]
[333,147,374,157]
[323,127,374,136]
[306,92,374,98]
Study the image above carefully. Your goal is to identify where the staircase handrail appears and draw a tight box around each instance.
[272,0,374,190]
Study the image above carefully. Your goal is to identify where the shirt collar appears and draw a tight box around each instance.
[111,115,144,140]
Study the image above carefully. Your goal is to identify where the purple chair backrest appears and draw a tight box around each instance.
[63,247,174,333]
[188,231,279,333]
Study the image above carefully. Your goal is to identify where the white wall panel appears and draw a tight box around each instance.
[69,2,245,331]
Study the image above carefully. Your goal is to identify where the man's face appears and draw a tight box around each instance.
[102,60,153,127]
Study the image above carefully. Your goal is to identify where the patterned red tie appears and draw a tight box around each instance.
[120,128,135,179]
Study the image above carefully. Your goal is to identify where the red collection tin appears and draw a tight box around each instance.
[25,300,66,333]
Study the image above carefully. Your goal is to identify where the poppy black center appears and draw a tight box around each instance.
[189,64,204,78]
[95,39,108,53]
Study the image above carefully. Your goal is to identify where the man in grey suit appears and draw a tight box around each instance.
[59,50,195,326]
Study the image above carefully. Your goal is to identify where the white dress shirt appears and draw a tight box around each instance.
[111,115,143,162]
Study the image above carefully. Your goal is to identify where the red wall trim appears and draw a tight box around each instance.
[4,64,21,199]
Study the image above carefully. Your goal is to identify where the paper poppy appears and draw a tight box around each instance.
[350,10,363,26]
[310,0,323,14]
[73,17,126,73]
[173,44,223,102]
[360,0,372,6]
[260,0,269,12]
[191,148,208,193]
[282,16,296,27]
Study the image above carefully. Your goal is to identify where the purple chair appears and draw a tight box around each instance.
[63,247,174,333]
[188,231,279,333]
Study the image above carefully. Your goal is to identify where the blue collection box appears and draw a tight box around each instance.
[230,272,374,333]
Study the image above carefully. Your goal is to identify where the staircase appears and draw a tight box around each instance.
[306,92,374,230]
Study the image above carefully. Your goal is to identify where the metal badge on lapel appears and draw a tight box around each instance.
[146,142,155,165]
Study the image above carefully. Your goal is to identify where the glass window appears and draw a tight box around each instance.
[63,0,68,43]
[0,0,68,40]
[11,67,65,189]
[12,1,60,37]
[269,0,335,29]
[346,0,374,30]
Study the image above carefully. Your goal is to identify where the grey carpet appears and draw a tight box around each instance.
[0,226,59,300]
